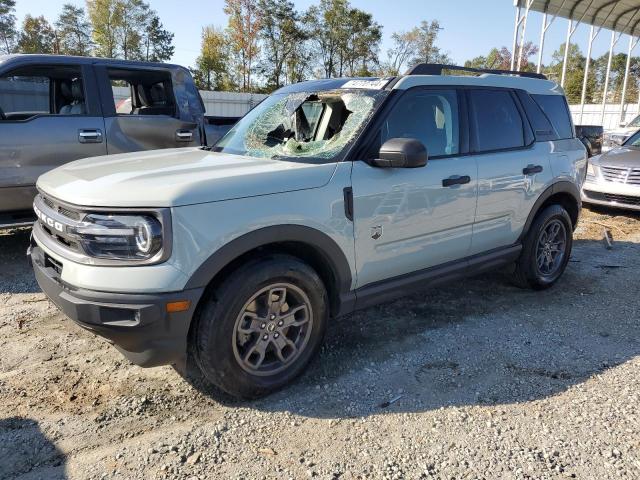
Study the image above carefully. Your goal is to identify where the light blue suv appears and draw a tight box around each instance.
[30,64,587,398]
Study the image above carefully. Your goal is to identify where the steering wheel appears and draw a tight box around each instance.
[0,106,5,121]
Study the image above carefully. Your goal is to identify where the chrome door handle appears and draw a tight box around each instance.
[176,130,194,142]
[78,129,103,143]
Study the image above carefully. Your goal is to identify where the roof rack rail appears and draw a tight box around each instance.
[406,63,547,80]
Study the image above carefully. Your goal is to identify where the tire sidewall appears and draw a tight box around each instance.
[195,255,328,398]
[525,205,573,288]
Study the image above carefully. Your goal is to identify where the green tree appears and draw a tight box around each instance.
[383,20,450,75]
[143,14,174,62]
[87,0,119,57]
[55,4,93,56]
[225,0,261,91]
[465,43,537,72]
[257,0,306,89]
[304,0,350,78]
[409,20,451,67]
[194,25,232,91]
[17,15,56,54]
[547,43,596,104]
[114,0,149,60]
[340,8,381,77]
[0,0,17,54]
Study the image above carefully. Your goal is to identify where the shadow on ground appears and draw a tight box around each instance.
[183,237,640,418]
[0,417,66,479]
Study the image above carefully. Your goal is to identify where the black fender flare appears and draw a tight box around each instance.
[519,181,581,242]
[184,224,353,301]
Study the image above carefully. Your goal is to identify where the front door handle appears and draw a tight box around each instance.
[78,129,103,143]
[442,175,471,187]
[523,164,543,175]
[176,129,194,142]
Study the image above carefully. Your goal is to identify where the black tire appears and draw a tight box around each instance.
[512,204,573,290]
[193,254,328,399]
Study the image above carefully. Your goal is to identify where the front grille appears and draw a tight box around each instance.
[603,193,640,206]
[35,194,83,252]
[41,195,83,220]
[600,166,640,185]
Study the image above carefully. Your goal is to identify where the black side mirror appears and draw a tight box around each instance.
[371,138,428,168]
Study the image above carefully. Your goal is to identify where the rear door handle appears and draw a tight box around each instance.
[78,129,102,143]
[176,130,194,142]
[523,164,543,175]
[442,175,471,187]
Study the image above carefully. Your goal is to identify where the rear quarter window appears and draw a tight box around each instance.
[532,94,574,140]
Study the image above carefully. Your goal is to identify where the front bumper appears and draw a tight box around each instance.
[582,178,640,211]
[29,243,204,367]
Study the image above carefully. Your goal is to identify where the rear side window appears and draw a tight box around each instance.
[106,68,176,117]
[532,94,573,140]
[469,89,525,152]
[515,90,557,141]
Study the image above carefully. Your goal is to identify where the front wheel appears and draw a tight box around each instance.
[512,204,573,290]
[193,254,328,399]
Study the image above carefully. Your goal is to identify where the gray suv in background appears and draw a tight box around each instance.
[0,54,238,227]
[30,64,587,398]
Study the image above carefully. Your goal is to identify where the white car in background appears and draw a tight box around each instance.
[603,114,640,150]
[583,130,640,211]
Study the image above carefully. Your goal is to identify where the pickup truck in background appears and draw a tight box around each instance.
[575,124,603,157]
[0,54,240,227]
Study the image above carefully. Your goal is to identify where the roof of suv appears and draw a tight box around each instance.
[276,68,563,97]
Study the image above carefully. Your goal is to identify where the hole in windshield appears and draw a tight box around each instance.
[214,90,386,162]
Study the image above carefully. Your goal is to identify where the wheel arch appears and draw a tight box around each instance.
[184,225,354,319]
[519,182,581,243]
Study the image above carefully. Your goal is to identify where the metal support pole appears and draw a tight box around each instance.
[537,13,548,74]
[619,36,640,125]
[510,5,522,71]
[579,25,597,124]
[561,19,573,87]
[517,0,533,71]
[601,30,618,126]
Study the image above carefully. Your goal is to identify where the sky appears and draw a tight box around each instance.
[13,0,637,70]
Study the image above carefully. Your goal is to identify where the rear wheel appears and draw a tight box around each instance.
[193,255,328,399]
[512,204,573,290]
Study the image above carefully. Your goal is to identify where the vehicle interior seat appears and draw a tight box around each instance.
[58,81,73,114]
[59,78,85,115]
[134,84,174,116]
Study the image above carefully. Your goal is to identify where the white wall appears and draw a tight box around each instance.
[113,86,265,117]
[569,103,640,130]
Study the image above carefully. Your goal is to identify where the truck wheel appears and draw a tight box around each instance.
[512,204,573,290]
[193,254,328,399]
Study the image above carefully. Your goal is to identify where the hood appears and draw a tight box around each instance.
[595,146,640,169]
[37,147,338,208]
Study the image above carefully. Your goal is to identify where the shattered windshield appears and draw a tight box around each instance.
[213,90,387,162]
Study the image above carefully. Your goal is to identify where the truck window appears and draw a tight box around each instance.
[381,89,459,157]
[0,65,86,121]
[469,89,525,152]
[107,68,176,118]
[532,94,573,140]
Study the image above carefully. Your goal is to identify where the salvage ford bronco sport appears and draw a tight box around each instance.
[30,64,587,398]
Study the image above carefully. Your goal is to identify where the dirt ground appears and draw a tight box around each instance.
[1,206,639,480]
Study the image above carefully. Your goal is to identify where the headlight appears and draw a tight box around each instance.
[72,214,163,261]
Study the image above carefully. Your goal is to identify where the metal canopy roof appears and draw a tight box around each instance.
[516,0,640,36]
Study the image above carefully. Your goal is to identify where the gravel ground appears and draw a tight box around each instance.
[1,206,639,480]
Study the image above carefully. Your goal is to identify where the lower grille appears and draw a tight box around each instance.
[603,193,640,206]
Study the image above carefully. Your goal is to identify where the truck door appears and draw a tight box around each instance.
[0,63,106,216]
[351,87,478,288]
[95,66,202,154]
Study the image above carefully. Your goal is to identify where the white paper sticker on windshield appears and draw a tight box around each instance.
[341,79,389,90]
